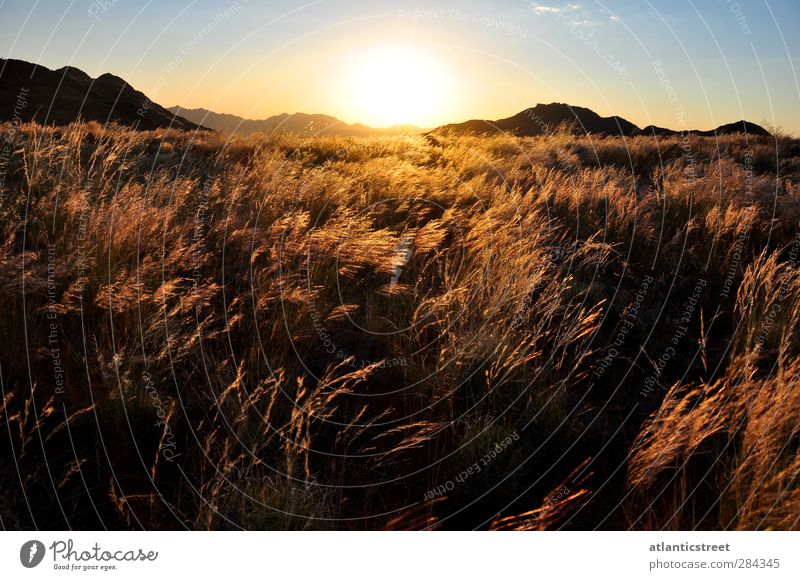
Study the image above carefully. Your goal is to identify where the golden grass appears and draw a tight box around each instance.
[0,121,798,529]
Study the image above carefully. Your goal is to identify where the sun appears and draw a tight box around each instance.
[349,46,447,128]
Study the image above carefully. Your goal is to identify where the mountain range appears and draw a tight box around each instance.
[167,106,424,136]
[0,59,771,138]
[433,102,770,138]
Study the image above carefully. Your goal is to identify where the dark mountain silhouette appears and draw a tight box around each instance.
[435,102,771,138]
[434,103,639,137]
[696,120,771,137]
[639,124,680,137]
[640,119,771,137]
[0,58,202,131]
[168,106,424,136]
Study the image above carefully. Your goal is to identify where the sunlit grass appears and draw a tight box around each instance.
[0,121,798,529]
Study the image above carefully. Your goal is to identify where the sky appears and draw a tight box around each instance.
[1,0,799,133]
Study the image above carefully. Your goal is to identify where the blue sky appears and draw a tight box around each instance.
[1,0,798,132]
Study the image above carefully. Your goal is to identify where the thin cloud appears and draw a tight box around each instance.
[529,2,580,16]
[599,7,622,22]
[530,3,619,27]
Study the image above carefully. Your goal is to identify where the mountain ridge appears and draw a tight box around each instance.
[0,58,202,131]
[433,102,771,138]
[168,105,425,136]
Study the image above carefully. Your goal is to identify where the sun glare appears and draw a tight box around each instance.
[349,46,447,128]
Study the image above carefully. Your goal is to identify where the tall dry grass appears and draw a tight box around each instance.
[0,121,797,529]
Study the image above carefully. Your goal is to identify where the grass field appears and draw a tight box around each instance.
[1,121,799,530]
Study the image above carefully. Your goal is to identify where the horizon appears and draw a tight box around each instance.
[1,54,790,136]
[164,100,776,134]
[1,1,798,135]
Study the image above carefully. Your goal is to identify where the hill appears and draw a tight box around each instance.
[0,58,202,131]
[640,119,771,137]
[435,102,771,138]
